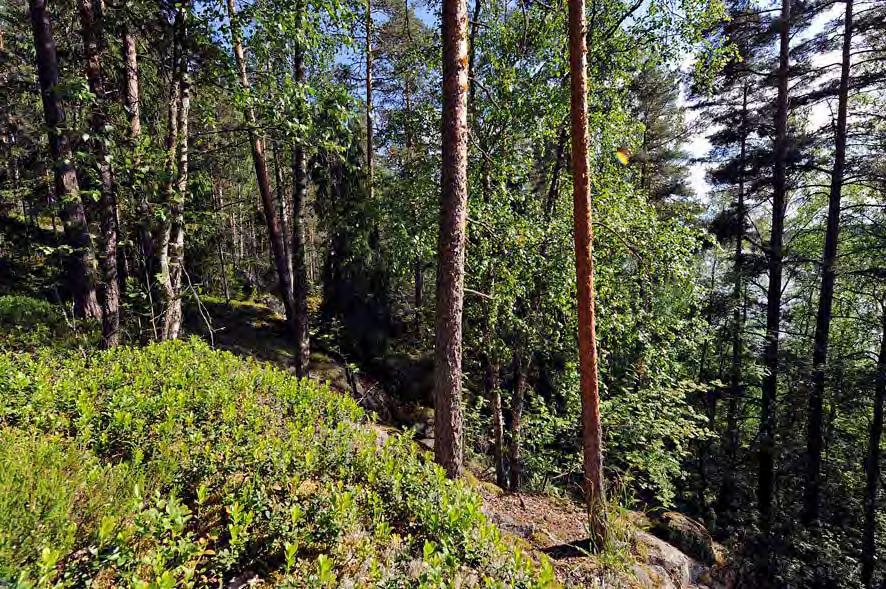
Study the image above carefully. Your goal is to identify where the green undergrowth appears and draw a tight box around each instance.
[0,306,557,587]
[0,295,97,351]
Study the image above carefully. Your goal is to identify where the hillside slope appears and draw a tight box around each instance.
[0,296,734,588]
[0,335,556,587]
[182,298,737,589]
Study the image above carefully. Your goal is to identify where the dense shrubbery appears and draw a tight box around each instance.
[0,295,96,351]
[0,313,555,587]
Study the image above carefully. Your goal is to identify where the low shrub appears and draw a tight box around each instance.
[0,338,557,587]
[0,295,96,351]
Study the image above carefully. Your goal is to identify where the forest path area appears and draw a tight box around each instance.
[185,299,734,589]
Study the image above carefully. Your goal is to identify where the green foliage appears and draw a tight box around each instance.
[0,295,59,327]
[0,338,555,587]
[0,295,97,351]
[0,428,142,582]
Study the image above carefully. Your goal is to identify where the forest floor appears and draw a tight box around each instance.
[184,298,734,589]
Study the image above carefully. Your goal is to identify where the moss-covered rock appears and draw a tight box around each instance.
[649,511,717,565]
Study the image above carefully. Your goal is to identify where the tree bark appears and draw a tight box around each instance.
[568,0,606,546]
[272,140,293,285]
[862,304,886,588]
[122,20,156,333]
[226,0,298,336]
[290,3,310,377]
[29,0,101,320]
[122,25,141,139]
[718,81,749,517]
[155,27,181,341]
[434,0,470,479]
[508,351,528,491]
[163,32,189,341]
[365,0,374,200]
[78,0,120,347]
[803,0,853,525]
[484,350,507,488]
[155,6,188,341]
[758,0,791,528]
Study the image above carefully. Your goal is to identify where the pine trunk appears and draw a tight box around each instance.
[718,82,749,516]
[29,0,101,320]
[862,305,886,588]
[803,0,853,525]
[434,0,470,479]
[78,0,120,347]
[758,0,791,527]
[568,0,606,546]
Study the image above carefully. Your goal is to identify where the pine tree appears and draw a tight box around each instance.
[568,0,606,546]
[434,0,470,479]
[28,0,102,320]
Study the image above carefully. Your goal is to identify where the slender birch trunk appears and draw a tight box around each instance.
[226,0,297,339]
[290,0,310,376]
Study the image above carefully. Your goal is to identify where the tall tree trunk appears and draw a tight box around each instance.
[272,141,293,285]
[155,6,188,341]
[467,0,481,109]
[122,20,155,337]
[226,0,298,336]
[862,304,886,588]
[163,37,189,341]
[481,267,507,488]
[803,0,853,525]
[758,0,791,528]
[78,0,120,347]
[568,0,606,546]
[508,351,528,491]
[28,0,101,320]
[290,3,310,377]
[484,350,507,488]
[365,0,374,199]
[718,81,749,517]
[123,23,148,256]
[402,4,423,332]
[122,25,141,139]
[155,36,180,341]
[434,0,470,479]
